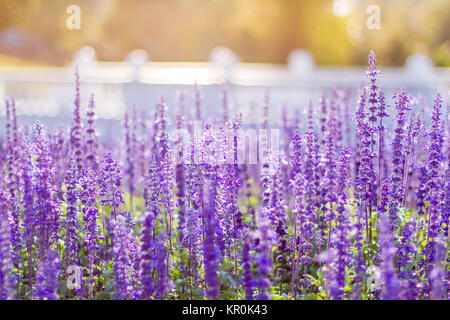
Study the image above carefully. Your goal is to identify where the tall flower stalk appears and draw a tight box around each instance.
[81,168,100,299]
[63,161,80,269]
[70,68,83,172]
[389,88,414,229]
[85,93,98,170]
[33,122,61,260]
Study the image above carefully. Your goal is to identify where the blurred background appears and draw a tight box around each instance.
[0,0,449,131]
[0,0,449,66]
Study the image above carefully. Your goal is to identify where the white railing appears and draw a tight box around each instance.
[0,62,449,122]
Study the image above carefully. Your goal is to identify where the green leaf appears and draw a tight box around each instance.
[174,278,189,287]
[218,290,241,300]
[305,293,321,300]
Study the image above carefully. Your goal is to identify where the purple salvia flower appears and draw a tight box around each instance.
[379,213,400,300]
[281,106,291,195]
[256,125,273,296]
[396,220,418,299]
[4,98,21,267]
[366,50,383,211]
[415,165,429,216]
[145,154,160,218]
[124,108,136,206]
[137,110,149,178]
[184,155,203,290]
[289,129,302,178]
[446,102,450,171]
[0,215,14,300]
[340,89,352,148]
[98,153,124,219]
[329,146,351,300]
[319,93,328,145]
[145,152,173,284]
[155,150,175,254]
[321,104,339,251]
[159,150,174,216]
[259,127,274,231]
[403,114,422,205]
[355,83,377,243]
[330,89,343,146]
[427,94,445,179]
[32,122,61,260]
[4,97,19,199]
[322,107,338,219]
[185,207,202,292]
[366,50,379,123]
[157,96,170,161]
[129,233,142,300]
[201,122,216,168]
[336,145,351,211]
[112,216,134,300]
[426,236,448,300]
[216,165,234,253]
[270,169,287,241]
[426,93,445,240]
[63,161,80,268]
[366,51,379,190]
[290,170,305,296]
[377,89,389,190]
[35,249,60,300]
[174,107,186,243]
[155,232,168,300]
[329,209,351,300]
[427,238,446,300]
[130,105,139,196]
[70,68,83,172]
[354,85,372,200]
[80,167,101,298]
[85,93,98,170]
[440,169,449,239]
[388,88,414,228]
[429,265,444,300]
[242,227,253,300]
[291,170,315,297]
[256,207,273,300]
[229,116,243,237]
[350,206,366,299]
[303,106,321,212]
[353,85,365,186]
[4,98,11,149]
[21,147,35,298]
[140,210,155,299]
[5,97,19,195]
[203,171,220,299]
[49,126,68,185]
[377,178,390,214]
[150,103,159,160]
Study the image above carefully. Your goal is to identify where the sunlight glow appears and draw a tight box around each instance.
[332,0,353,18]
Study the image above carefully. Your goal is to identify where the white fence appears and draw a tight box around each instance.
[0,62,449,130]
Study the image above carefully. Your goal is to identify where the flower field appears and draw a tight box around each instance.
[0,51,448,300]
